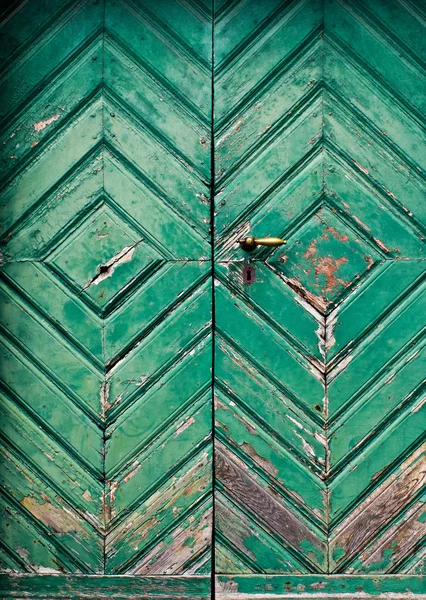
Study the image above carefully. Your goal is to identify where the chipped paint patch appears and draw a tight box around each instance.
[83,244,138,290]
[135,374,150,386]
[240,442,279,478]
[324,226,349,243]
[219,220,251,255]
[294,432,316,459]
[216,119,244,147]
[123,462,142,483]
[34,566,62,574]
[352,215,371,232]
[352,160,369,174]
[258,124,271,135]
[373,237,391,253]
[33,114,61,132]
[364,255,375,270]
[313,255,348,294]
[285,275,329,313]
[175,416,195,436]
[108,481,119,507]
[325,309,338,353]
[21,497,86,534]
[329,352,354,378]
[411,395,426,413]
[82,489,93,502]
[100,381,111,419]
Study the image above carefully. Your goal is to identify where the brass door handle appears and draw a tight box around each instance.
[238,236,286,252]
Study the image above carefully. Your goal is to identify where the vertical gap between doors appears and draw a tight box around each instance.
[321,0,331,574]
[210,1,216,596]
[101,0,107,574]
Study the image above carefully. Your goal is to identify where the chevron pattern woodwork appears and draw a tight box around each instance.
[214,0,426,576]
[0,0,425,594]
[0,0,212,575]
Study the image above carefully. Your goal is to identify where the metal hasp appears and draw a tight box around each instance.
[238,236,287,252]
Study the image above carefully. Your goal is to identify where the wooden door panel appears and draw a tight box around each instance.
[0,0,424,597]
[0,0,213,581]
[214,0,426,584]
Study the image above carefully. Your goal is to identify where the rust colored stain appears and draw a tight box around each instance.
[303,241,348,294]
[314,255,348,293]
[324,226,349,242]
[304,241,317,261]
[33,114,61,132]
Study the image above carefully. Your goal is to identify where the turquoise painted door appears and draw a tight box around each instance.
[0,0,213,589]
[214,0,426,589]
[0,1,425,599]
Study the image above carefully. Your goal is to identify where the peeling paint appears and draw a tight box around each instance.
[352,215,371,231]
[352,160,369,174]
[216,119,244,147]
[294,432,316,459]
[21,497,86,535]
[373,237,391,253]
[33,114,61,132]
[82,489,93,502]
[100,381,111,419]
[240,442,279,478]
[174,416,195,436]
[219,220,251,255]
[123,462,142,483]
[325,309,338,353]
[285,275,329,313]
[83,243,138,290]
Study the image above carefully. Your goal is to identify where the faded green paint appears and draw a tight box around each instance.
[1,0,425,597]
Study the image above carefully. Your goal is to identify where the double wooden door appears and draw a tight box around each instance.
[0,0,425,598]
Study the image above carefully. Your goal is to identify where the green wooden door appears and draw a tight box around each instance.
[0,0,213,593]
[214,0,426,594]
[0,1,425,598]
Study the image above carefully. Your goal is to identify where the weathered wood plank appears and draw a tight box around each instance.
[330,444,426,571]
[216,574,426,598]
[106,450,211,573]
[0,574,210,598]
[216,494,305,574]
[216,445,326,571]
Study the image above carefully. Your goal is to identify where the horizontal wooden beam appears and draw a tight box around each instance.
[216,575,426,598]
[2,574,426,599]
[0,575,210,599]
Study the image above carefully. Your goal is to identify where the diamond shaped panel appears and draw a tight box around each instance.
[49,204,163,310]
[270,208,383,312]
